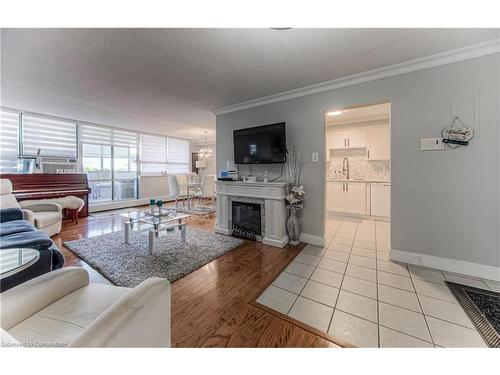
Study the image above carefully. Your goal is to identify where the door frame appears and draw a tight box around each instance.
[323,100,392,243]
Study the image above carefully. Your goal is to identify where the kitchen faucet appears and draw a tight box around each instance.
[342,157,350,179]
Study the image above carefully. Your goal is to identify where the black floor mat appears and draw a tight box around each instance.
[445,281,500,348]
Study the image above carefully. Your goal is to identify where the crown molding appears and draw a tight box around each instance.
[213,38,500,115]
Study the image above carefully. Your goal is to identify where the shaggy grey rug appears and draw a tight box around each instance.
[64,227,243,287]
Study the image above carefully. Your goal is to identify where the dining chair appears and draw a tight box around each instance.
[167,175,182,208]
[193,174,216,204]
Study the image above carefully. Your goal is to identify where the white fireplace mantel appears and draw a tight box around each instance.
[215,180,289,248]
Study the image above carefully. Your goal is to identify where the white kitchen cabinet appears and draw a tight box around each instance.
[327,128,366,150]
[345,182,367,214]
[328,131,347,149]
[345,128,366,149]
[367,124,390,161]
[370,183,390,217]
[326,181,366,215]
[326,181,347,212]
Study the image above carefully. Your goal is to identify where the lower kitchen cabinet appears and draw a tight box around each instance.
[346,182,367,215]
[370,183,390,217]
[326,181,367,215]
[326,181,347,212]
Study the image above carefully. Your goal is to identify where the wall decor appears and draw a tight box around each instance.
[442,116,474,148]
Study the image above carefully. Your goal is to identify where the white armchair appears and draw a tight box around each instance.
[0,267,171,348]
[0,179,62,237]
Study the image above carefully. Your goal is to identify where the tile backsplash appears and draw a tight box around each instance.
[327,149,390,181]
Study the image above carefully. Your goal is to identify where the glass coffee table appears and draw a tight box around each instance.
[120,209,191,255]
[0,248,40,280]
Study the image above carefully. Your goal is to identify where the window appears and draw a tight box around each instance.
[112,130,137,200]
[167,137,190,174]
[140,135,190,175]
[22,114,77,157]
[81,125,112,202]
[140,134,167,175]
[81,125,137,202]
[0,109,20,173]
[0,107,192,205]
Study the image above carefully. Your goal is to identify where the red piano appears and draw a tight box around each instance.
[0,173,91,219]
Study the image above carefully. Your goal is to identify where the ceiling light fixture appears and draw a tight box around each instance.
[327,110,344,116]
[269,27,293,31]
[198,131,212,160]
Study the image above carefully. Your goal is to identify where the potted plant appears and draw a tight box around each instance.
[285,146,305,245]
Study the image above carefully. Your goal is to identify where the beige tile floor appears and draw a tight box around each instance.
[257,216,499,347]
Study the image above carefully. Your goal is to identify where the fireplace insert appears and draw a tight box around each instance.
[231,201,261,240]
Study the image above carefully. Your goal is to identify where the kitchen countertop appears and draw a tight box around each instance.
[326,178,390,184]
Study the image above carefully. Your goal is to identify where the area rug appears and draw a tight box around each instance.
[445,281,500,348]
[64,227,244,287]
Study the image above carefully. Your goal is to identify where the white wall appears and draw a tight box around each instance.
[216,53,500,270]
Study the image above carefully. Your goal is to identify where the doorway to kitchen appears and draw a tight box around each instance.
[324,101,391,247]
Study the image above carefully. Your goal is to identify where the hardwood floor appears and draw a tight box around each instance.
[53,208,342,348]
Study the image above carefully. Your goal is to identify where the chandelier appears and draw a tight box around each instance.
[197,130,212,159]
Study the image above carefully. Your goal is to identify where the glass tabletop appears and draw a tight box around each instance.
[120,208,191,224]
[0,248,40,279]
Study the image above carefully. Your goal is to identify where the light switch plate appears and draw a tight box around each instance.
[420,137,444,151]
[312,152,319,162]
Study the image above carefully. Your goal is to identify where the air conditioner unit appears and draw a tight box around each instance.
[40,158,79,174]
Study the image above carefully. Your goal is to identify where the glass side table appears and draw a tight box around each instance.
[0,248,40,280]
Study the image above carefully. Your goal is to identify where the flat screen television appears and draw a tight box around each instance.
[233,122,286,164]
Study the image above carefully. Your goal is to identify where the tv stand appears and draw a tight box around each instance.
[215,180,289,248]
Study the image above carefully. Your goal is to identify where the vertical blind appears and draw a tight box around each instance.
[22,114,78,157]
[112,129,137,149]
[140,134,167,162]
[167,137,190,174]
[139,135,190,174]
[81,124,137,153]
[81,124,138,174]
[0,109,20,173]
[0,108,191,179]
[140,134,167,173]
[80,124,112,146]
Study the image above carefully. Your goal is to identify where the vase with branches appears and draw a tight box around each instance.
[285,146,305,245]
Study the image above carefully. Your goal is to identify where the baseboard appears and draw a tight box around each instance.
[299,233,326,247]
[262,236,289,248]
[390,248,500,282]
[214,226,231,235]
[89,197,173,213]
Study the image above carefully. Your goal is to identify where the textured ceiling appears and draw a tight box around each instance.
[1,28,498,141]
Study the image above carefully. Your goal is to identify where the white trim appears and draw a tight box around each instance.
[214,226,232,236]
[213,39,500,115]
[390,248,500,282]
[263,237,289,248]
[299,232,326,247]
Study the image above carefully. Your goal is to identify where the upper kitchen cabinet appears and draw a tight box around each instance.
[345,128,366,149]
[367,124,390,161]
[327,128,366,150]
[328,130,347,149]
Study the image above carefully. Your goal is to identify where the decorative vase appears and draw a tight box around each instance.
[287,205,302,245]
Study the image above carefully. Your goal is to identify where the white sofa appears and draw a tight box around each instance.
[0,267,171,347]
[0,179,62,236]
